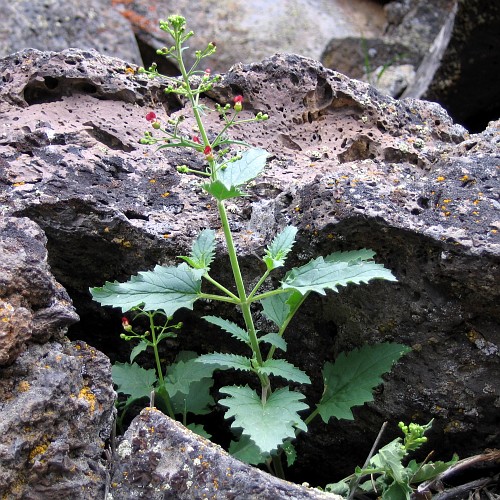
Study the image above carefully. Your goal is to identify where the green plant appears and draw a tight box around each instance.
[112,310,216,437]
[90,14,410,478]
[325,420,458,499]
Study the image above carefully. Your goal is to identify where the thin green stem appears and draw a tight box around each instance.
[251,287,291,303]
[272,454,286,480]
[148,313,175,418]
[304,407,320,427]
[247,269,272,301]
[199,292,239,304]
[203,274,240,300]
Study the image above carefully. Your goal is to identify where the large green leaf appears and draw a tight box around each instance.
[316,343,410,422]
[90,263,203,313]
[257,359,311,384]
[324,249,376,263]
[203,315,250,344]
[196,352,253,372]
[179,229,216,271]
[186,423,212,440]
[282,257,397,296]
[112,362,156,400]
[219,386,308,454]
[263,226,298,270]
[170,378,215,416]
[166,351,219,396]
[203,148,268,200]
[217,148,268,188]
[408,455,458,484]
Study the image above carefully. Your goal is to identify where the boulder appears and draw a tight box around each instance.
[0,217,116,499]
[0,0,142,65]
[110,0,386,73]
[110,407,340,499]
[0,47,498,486]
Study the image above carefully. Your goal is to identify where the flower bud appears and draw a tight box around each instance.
[152,121,161,129]
[145,111,157,122]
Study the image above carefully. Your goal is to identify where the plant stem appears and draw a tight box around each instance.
[272,454,286,480]
[149,314,175,419]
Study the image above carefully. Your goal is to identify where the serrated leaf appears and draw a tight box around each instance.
[217,148,268,188]
[186,423,212,439]
[166,351,219,396]
[316,343,411,423]
[179,229,216,271]
[263,226,298,270]
[112,362,156,400]
[408,455,458,483]
[196,353,253,372]
[258,333,287,352]
[219,386,308,454]
[257,359,311,384]
[281,440,297,467]
[229,435,269,465]
[203,316,249,344]
[381,481,413,500]
[260,290,303,327]
[324,249,376,263]
[170,378,215,416]
[282,257,397,296]
[90,263,203,313]
[369,439,407,483]
[130,340,149,363]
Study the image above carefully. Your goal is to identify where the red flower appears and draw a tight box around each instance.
[233,95,243,104]
[192,136,202,144]
[204,145,212,155]
[146,112,157,122]
[122,317,130,327]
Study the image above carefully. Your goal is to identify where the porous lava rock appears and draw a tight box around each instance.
[0,217,116,498]
[0,48,498,485]
[110,407,341,499]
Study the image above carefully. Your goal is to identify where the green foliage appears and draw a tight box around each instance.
[90,264,203,314]
[219,386,308,454]
[282,252,397,296]
[325,421,458,499]
[91,14,413,483]
[316,343,411,422]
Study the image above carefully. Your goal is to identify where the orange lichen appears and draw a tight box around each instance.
[78,386,97,414]
[29,438,50,461]
[18,381,30,392]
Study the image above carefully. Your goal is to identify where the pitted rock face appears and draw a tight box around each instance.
[0,48,499,483]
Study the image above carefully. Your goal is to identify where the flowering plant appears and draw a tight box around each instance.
[91,15,409,478]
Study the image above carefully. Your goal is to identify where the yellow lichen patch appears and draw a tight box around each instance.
[78,386,97,414]
[18,381,30,392]
[436,176,446,182]
[12,181,26,187]
[149,179,156,183]
[161,191,170,197]
[29,440,49,461]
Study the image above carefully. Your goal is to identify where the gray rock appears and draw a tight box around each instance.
[0,0,142,65]
[0,47,498,485]
[112,0,386,73]
[110,407,340,499]
[0,216,79,364]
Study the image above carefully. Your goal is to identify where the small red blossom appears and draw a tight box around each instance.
[145,111,157,122]
[122,317,130,326]
[192,136,202,144]
[233,95,243,104]
[204,145,212,155]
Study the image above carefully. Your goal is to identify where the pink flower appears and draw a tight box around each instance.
[204,145,212,155]
[146,112,157,122]
[192,136,202,144]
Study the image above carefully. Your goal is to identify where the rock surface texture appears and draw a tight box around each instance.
[0,47,499,489]
[0,217,116,498]
[111,407,341,499]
